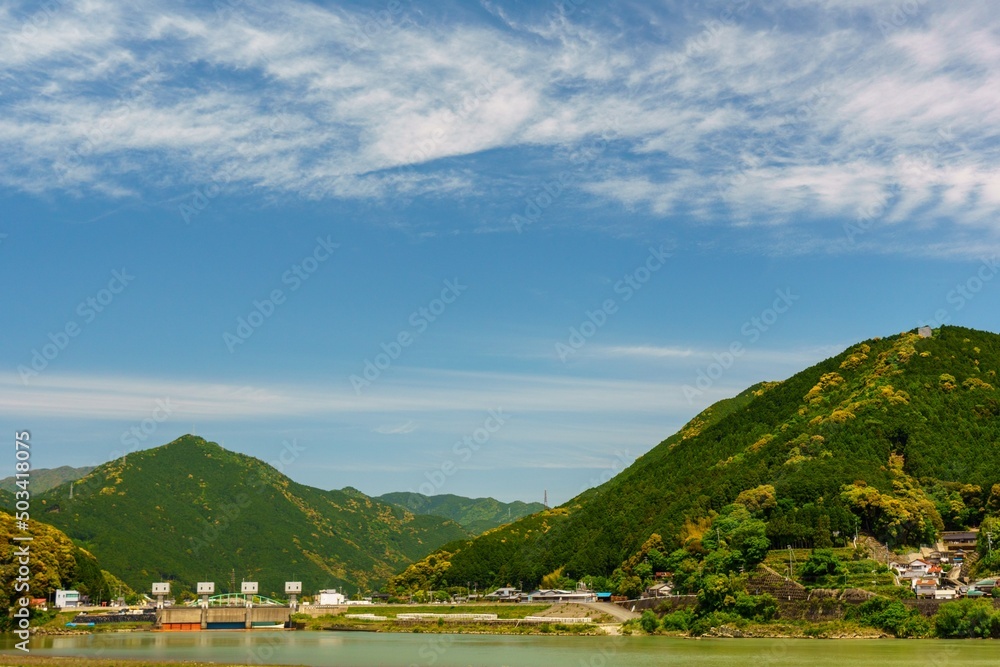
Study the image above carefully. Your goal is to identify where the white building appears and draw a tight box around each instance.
[55,590,80,608]
[317,589,346,606]
[526,589,597,603]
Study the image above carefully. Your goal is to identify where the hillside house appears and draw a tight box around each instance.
[486,587,523,602]
[645,582,673,598]
[914,579,938,598]
[942,531,978,554]
[972,579,997,595]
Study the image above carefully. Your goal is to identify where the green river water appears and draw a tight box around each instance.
[1,631,997,666]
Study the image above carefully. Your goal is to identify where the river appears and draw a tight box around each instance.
[1,631,997,666]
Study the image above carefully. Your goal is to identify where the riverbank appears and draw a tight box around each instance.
[14,600,998,640]
[0,657,306,667]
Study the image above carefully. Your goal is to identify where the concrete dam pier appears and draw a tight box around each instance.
[157,605,291,630]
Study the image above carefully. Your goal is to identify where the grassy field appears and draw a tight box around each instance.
[292,602,604,635]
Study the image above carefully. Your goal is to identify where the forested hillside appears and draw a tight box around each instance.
[35,436,467,597]
[391,326,1000,594]
[0,511,133,628]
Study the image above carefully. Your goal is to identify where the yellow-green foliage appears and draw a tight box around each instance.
[748,434,774,452]
[805,372,846,405]
[840,344,871,370]
[387,550,455,594]
[735,485,778,514]
[962,377,994,391]
[540,566,566,588]
[879,385,911,405]
[0,511,99,625]
[840,455,943,546]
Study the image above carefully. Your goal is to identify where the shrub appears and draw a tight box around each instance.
[800,548,845,582]
[934,599,1000,639]
[732,593,778,621]
[660,609,695,631]
[640,610,659,634]
[844,596,929,638]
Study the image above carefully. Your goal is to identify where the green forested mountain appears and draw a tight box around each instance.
[391,326,1000,592]
[0,465,93,495]
[35,435,467,597]
[0,510,134,627]
[376,492,545,535]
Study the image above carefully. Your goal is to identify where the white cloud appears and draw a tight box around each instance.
[1,1,999,254]
[0,369,717,421]
[374,420,417,435]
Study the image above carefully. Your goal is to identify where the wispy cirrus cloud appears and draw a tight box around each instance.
[374,420,417,435]
[0,369,719,421]
[1,1,999,254]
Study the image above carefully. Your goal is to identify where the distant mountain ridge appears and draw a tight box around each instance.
[35,435,467,596]
[377,492,544,534]
[0,465,93,494]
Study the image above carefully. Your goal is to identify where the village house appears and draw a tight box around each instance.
[316,589,346,606]
[526,588,597,603]
[485,587,523,602]
[971,579,997,595]
[942,531,979,554]
[644,582,673,598]
[914,579,938,598]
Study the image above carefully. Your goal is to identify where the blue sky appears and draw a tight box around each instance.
[1,0,999,504]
